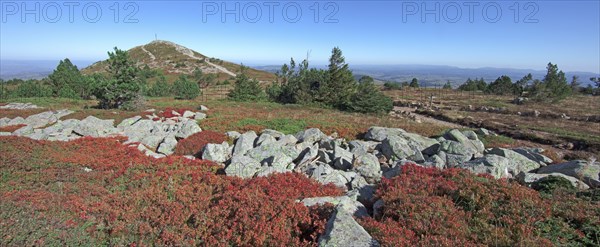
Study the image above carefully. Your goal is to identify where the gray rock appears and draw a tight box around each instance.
[425,154,446,169]
[0,132,11,136]
[24,111,59,128]
[305,162,351,189]
[475,128,492,136]
[202,142,231,163]
[0,117,10,127]
[318,204,380,247]
[365,126,405,142]
[537,160,599,188]
[373,199,385,219]
[26,129,49,140]
[512,148,553,166]
[225,156,262,178]
[73,116,117,137]
[198,105,209,111]
[301,196,368,218]
[261,129,285,139]
[349,140,378,156]
[194,112,207,120]
[0,102,40,109]
[333,146,354,170]
[381,135,415,161]
[246,143,300,164]
[7,117,25,126]
[383,160,415,178]
[226,131,241,140]
[12,125,34,136]
[157,135,178,155]
[297,144,319,168]
[265,152,294,169]
[516,172,589,190]
[459,154,511,179]
[439,140,476,167]
[232,131,258,157]
[444,129,485,154]
[117,116,142,129]
[275,134,298,146]
[175,120,201,139]
[318,150,334,164]
[353,153,382,183]
[349,176,376,206]
[137,144,166,159]
[255,165,289,177]
[399,132,440,154]
[182,110,196,118]
[255,133,276,146]
[141,135,167,149]
[486,148,541,175]
[296,128,327,144]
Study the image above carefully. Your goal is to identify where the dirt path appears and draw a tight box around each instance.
[394,106,465,129]
[141,45,156,61]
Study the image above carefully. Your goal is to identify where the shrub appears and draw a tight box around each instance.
[57,86,80,99]
[93,47,142,109]
[158,107,194,118]
[174,130,227,157]
[348,80,393,114]
[228,67,265,101]
[383,82,402,90]
[0,136,343,246]
[360,164,600,246]
[173,75,200,100]
[531,176,576,194]
[10,80,52,98]
[146,75,172,97]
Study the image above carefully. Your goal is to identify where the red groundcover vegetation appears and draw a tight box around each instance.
[0,136,342,246]
[174,130,227,157]
[360,164,600,246]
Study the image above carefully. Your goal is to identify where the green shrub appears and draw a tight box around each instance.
[57,86,80,99]
[93,47,142,109]
[11,80,52,98]
[349,80,393,114]
[531,176,576,194]
[228,67,265,101]
[173,75,200,100]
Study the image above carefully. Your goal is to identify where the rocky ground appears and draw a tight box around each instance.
[1,102,598,246]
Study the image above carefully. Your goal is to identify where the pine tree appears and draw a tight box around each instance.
[93,47,142,109]
[324,47,356,109]
[48,58,83,98]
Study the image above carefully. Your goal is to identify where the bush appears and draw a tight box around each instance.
[383,82,402,90]
[174,130,227,157]
[93,47,142,109]
[57,86,80,99]
[173,75,200,100]
[11,80,52,98]
[228,68,265,101]
[531,176,576,194]
[0,136,344,246]
[348,80,393,114]
[360,164,600,246]
[146,75,172,97]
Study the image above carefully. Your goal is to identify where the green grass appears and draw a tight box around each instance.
[234,118,308,135]
[479,134,517,148]
[526,125,600,143]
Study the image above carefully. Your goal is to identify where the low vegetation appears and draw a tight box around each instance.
[361,164,600,246]
[0,136,342,246]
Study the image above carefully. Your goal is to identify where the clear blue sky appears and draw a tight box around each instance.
[1,1,599,73]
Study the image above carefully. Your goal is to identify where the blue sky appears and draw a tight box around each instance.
[1,1,599,73]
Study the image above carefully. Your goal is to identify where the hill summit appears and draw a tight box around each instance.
[82,40,275,82]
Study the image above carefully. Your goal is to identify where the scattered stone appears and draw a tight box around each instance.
[295,128,327,144]
[353,153,382,183]
[175,120,202,139]
[332,146,354,170]
[516,172,589,190]
[301,196,368,218]
[225,131,241,140]
[225,156,262,178]
[182,110,195,118]
[73,116,118,137]
[157,135,178,155]
[318,204,380,247]
[537,160,599,188]
[202,142,231,163]
[459,154,511,179]
[194,112,207,120]
[364,126,405,142]
[512,148,553,166]
[486,148,541,175]
[232,131,258,157]
[198,105,209,111]
[261,129,285,139]
[0,102,40,109]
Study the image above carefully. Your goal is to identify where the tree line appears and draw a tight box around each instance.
[227,47,393,114]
